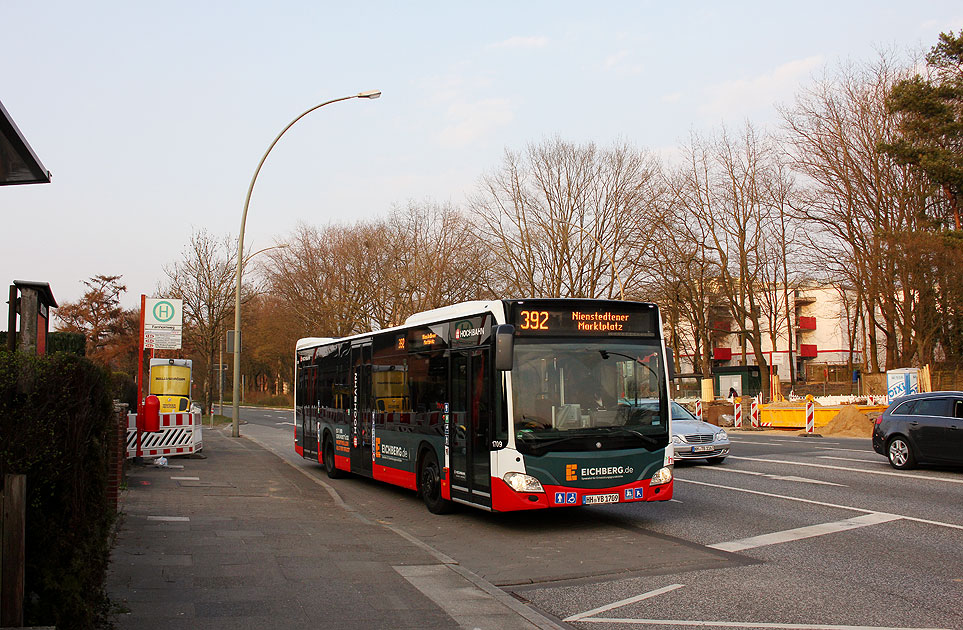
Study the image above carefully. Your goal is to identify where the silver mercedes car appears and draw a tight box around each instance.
[671,401,730,464]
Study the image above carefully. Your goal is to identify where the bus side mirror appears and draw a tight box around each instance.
[494,325,515,371]
[666,346,676,380]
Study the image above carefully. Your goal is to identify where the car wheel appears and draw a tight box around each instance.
[323,435,346,479]
[419,449,454,514]
[705,456,726,465]
[887,436,916,470]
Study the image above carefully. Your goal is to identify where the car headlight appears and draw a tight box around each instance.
[715,430,728,441]
[671,435,684,444]
[650,466,673,486]
[503,472,545,493]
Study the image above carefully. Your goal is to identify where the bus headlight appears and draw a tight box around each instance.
[503,472,545,493]
[650,467,673,486]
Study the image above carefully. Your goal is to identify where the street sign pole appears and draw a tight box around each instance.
[136,294,145,458]
[218,337,224,422]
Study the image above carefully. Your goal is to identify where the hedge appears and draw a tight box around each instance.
[0,349,116,630]
[48,331,87,356]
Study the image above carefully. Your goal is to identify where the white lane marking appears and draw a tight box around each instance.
[730,456,963,485]
[147,516,190,522]
[707,512,902,552]
[677,478,963,531]
[769,439,842,446]
[170,476,200,481]
[567,582,951,629]
[578,618,953,629]
[818,455,881,464]
[814,446,875,453]
[276,421,295,426]
[564,584,684,622]
[708,467,845,487]
[730,438,840,447]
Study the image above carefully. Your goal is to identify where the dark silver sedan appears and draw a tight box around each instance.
[671,401,730,464]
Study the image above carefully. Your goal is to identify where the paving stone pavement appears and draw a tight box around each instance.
[107,428,555,630]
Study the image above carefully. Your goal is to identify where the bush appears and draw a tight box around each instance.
[48,331,87,356]
[0,350,116,630]
[109,371,138,408]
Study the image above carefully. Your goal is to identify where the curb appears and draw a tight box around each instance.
[240,430,568,630]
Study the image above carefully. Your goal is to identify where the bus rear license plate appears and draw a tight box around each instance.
[692,445,714,453]
[583,493,619,505]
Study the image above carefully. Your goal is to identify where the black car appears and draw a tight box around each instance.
[872,391,963,469]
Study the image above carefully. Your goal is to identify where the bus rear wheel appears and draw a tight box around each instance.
[419,449,454,514]
[323,435,346,479]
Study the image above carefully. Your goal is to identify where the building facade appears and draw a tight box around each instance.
[673,284,865,385]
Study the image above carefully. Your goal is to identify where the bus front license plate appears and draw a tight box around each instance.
[583,493,619,505]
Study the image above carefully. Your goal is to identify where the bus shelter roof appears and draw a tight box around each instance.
[0,99,51,186]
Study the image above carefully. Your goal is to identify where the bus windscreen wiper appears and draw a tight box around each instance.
[514,432,586,452]
[598,426,662,448]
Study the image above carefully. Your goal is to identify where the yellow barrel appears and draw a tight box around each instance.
[149,364,191,413]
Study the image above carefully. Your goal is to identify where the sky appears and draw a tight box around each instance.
[2,2,961,311]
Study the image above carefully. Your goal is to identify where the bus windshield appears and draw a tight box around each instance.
[510,339,669,455]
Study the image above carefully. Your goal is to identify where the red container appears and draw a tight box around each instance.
[144,395,160,432]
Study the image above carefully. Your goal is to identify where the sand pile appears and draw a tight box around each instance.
[820,405,875,437]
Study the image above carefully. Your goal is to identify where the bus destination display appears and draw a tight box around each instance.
[511,304,656,337]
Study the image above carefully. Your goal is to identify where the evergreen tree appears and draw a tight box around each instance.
[880,30,963,229]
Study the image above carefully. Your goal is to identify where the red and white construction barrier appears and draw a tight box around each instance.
[805,400,815,434]
[127,412,203,458]
[695,400,703,422]
[734,399,742,428]
[750,395,760,428]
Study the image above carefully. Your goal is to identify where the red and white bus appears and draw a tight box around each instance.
[295,298,673,513]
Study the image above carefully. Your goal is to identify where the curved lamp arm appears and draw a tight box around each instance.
[231,90,381,437]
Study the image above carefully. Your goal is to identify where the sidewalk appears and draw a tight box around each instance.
[107,428,557,630]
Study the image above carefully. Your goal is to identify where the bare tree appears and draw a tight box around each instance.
[380,200,496,324]
[667,126,782,392]
[470,137,662,299]
[759,154,804,384]
[650,170,721,377]
[162,229,242,413]
[782,54,939,370]
[263,223,369,338]
[242,292,299,399]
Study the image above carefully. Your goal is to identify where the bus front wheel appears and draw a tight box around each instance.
[419,449,454,514]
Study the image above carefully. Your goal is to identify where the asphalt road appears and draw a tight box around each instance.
[234,406,963,630]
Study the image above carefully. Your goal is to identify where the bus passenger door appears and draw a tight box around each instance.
[302,365,318,460]
[351,342,373,477]
[449,349,492,507]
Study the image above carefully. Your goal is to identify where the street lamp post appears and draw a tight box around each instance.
[558,221,625,300]
[231,90,381,437]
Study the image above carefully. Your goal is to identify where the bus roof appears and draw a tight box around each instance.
[403,300,505,327]
[295,337,338,351]
[294,298,660,351]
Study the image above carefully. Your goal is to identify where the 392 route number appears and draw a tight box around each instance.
[518,310,550,331]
